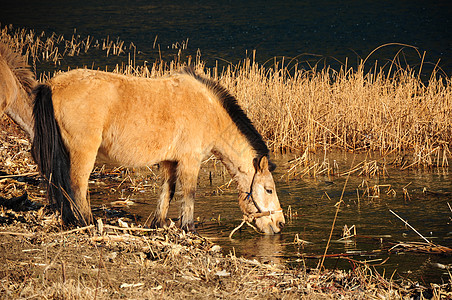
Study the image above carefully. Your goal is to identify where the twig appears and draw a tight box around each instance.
[103,224,156,232]
[52,224,95,236]
[245,221,263,234]
[342,256,390,266]
[389,209,431,244]
[0,231,34,237]
[320,158,353,270]
[0,172,39,179]
[94,248,102,300]
[229,218,263,239]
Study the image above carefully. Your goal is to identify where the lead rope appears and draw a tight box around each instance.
[229,218,262,239]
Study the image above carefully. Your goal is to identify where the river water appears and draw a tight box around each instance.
[2,1,451,284]
[1,0,451,76]
[89,152,452,285]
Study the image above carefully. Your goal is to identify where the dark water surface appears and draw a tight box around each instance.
[200,157,452,285]
[1,1,451,75]
[90,153,452,285]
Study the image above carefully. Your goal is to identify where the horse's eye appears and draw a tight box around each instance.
[265,188,273,194]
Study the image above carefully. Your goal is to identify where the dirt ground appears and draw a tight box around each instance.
[1,116,451,299]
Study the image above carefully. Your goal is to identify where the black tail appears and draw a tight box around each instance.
[31,84,86,225]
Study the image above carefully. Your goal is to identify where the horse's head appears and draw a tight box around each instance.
[239,156,285,234]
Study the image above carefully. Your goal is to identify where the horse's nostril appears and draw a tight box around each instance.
[278,221,285,229]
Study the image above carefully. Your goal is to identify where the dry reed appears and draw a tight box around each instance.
[219,56,451,168]
[4,24,450,172]
[115,47,452,172]
[113,54,452,175]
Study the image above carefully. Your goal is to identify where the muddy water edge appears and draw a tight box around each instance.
[88,152,452,285]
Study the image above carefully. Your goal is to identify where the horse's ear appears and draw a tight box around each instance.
[254,156,275,173]
[253,157,260,171]
[259,156,268,171]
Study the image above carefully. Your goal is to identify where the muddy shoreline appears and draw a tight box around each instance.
[1,208,450,299]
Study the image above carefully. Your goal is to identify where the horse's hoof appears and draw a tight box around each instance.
[148,217,167,229]
[179,220,197,234]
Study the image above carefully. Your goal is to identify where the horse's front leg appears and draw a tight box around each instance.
[178,159,201,232]
[149,160,177,228]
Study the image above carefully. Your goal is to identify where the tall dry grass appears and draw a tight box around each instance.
[110,49,452,170]
[0,25,126,68]
[2,25,451,168]
[218,56,451,168]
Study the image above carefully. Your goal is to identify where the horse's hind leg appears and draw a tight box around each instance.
[68,146,99,225]
[178,158,201,232]
[149,160,177,228]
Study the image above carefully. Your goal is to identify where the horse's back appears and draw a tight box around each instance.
[49,69,213,111]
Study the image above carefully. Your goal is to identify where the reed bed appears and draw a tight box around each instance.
[0,25,127,68]
[108,46,452,172]
[218,56,451,168]
[3,24,450,172]
[109,54,452,174]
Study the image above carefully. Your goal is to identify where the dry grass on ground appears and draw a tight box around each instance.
[1,207,451,300]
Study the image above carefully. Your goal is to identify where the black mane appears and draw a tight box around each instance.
[183,67,269,157]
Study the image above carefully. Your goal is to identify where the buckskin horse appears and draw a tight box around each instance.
[1,44,285,233]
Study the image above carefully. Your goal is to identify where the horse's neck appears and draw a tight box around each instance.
[6,87,34,139]
[212,128,256,193]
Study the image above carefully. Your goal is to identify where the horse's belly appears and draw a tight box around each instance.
[97,140,173,167]
[98,115,210,167]
[95,151,121,166]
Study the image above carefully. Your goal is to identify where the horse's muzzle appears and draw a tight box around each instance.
[256,211,285,234]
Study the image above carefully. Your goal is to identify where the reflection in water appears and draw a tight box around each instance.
[229,234,285,264]
[90,153,452,284]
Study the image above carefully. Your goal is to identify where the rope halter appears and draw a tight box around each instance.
[242,171,283,222]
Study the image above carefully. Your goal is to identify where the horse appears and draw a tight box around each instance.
[31,67,286,234]
[0,43,36,137]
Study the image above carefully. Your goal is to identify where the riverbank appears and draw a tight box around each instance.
[1,207,450,299]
